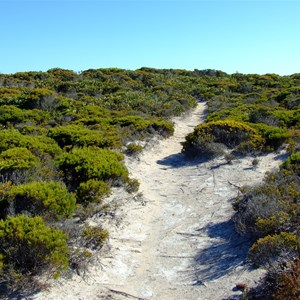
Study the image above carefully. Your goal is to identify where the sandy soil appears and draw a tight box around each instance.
[34,103,286,300]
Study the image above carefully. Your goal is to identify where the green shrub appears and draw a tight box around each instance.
[48,124,121,149]
[233,167,300,237]
[76,179,111,205]
[251,123,289,151]
[0,87,22,106]
[283,151,300,168]
[0,129,62,157]
[18,88,62,111]
[110,116,174,139]
[56,147,129,189]
[125,143,143,156]
[0,215,68,283]
[81,225,109,249]
[0,105,26,125]
[125,178,140,193]
[182,120,263,158]
[249,232,298,267]
[8,181,76,219]
[0,147,37,174]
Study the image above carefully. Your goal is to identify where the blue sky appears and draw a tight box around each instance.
[1,0,300,75]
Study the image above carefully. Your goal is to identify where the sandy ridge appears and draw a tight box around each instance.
[35,103,285,300]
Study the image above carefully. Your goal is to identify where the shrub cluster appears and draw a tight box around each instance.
[0,215,68,288]
[232,154,300,299]
[56,147,129,189]
[5,181,76,219]
[182,120,264,159]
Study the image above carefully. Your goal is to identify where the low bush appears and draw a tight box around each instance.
[248,232,298,267]
[125,143,143,156]
[110,116,174,139]
[76,179,111,205]
[0,105,26,125]
[81,225,109,249]
[182,120,263,158]
[233,168,300,237]
[48,124,121,149]
[0,147,37,174]
[0,215,68,289]
[246,259,300,300]
[125,178,140,193]
[0,129,62,157]
[233,153,300,299]
[5,181,76,219]
[282,151,300,169]
[251,123,289,151]
[56,147,129,189]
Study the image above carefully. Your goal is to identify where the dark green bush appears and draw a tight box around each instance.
[283,151,300,168]
[0,215,68,284]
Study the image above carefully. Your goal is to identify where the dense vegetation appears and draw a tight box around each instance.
[0,67,300,297]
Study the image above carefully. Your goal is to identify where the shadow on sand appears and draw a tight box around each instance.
[188,220,254,285]
[157,152,208,168]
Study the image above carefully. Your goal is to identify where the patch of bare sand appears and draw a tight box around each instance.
[34,103,287,300]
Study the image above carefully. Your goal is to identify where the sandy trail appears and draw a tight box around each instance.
[35,103,286,300]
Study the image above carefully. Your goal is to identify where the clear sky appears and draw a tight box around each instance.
[1,0,300,75]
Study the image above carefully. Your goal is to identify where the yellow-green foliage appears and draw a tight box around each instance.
[251,123,289,150]
[0,87,22,106]
[8,181,76,219]
[0,215,68,278]
[76,179,111,205]
[0,105,26,125]
[249,232,298,266]
[48,124,121,149]
[125,143,143,156]
[0,129,62,157]
[233,166,300,237]
[56,147,129,188]
[255,211,292,235]
[82,225,109,249]
[125,178,140,193]
[283,151,300,168]
[110,116,174,138]
[182,119,263,158]
[0,147,37,173]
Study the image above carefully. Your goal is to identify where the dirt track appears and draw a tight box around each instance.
[36,103,285,300]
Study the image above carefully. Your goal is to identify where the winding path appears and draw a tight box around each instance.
[36,103,283,300]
